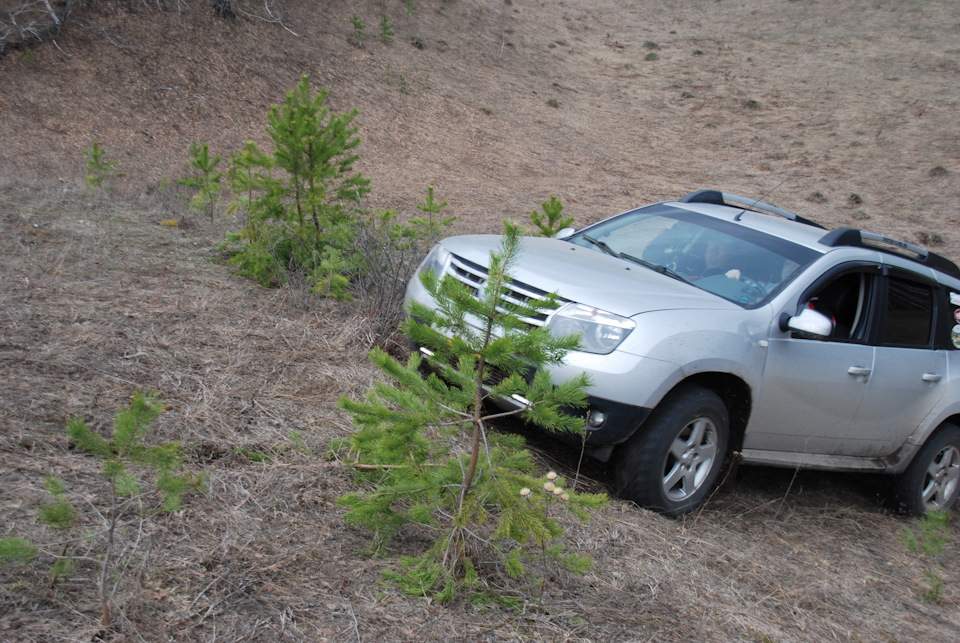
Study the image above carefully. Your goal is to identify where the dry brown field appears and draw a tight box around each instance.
[2,0,959,640]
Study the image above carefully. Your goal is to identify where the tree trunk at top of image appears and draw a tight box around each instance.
[0,0,76,59]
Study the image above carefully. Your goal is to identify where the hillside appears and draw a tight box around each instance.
[2,0,959,640]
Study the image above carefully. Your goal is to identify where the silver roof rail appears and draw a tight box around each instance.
[819,228,960,279]
[679,190,825,229]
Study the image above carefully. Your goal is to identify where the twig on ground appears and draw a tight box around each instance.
[235,1,299,37]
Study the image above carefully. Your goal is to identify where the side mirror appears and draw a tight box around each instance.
[554,227,576,240]
[780,307,833,338]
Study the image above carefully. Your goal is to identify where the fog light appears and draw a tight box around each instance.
[511,393,531,407]
[588,409,606,428]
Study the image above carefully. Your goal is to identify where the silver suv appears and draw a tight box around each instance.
[404,190,960,516]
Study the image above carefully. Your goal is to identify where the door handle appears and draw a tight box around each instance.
[847,366,872,377]
[922,373,943,383]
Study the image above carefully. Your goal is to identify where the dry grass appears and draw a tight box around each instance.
[1,186,958,641]
[2,0,960,639]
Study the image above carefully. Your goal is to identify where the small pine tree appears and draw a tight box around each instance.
[228,75,371,288]
[410,185,454,239]
[67,391,203,625]
[84,141,125,192]
[225,140,276,225]
[338,222,606,601]
[178,140,223,220]
[38,475,78,588]
[0,393,203,626]
[379,15,395,44]
[349,13,366,46]
[529,195,575,237]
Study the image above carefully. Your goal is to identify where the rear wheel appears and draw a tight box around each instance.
[897,424,960,515]
[615,385,729,517]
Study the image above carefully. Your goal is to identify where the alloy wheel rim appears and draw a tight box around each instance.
[663,417,718,502]
[922,445,960,510]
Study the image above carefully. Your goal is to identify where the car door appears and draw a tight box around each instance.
[746,265,880,453]
[844,272,947,455]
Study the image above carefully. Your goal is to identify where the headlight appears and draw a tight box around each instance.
[417,244,452,280]
[546,303,635,354]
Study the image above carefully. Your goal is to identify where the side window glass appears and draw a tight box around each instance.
[882,276,934,347]
[804,271,872,342]
[948,291,960,350]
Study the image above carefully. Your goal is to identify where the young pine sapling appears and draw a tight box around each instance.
[338,222,606,602]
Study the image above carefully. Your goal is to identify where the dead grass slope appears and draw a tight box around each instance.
[1,0,960,640]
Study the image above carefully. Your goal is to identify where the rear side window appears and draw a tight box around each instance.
[882,276,935,347]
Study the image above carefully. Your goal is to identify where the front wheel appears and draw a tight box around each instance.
[897,424,960,515]
[615,385,729,517]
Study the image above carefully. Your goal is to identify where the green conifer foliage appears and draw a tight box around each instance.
[264,74,369,239]
[67,391,203,624]
[83,141,125,192]
[226,75,371,287]
[338,223,607,601]
[177,140,223,219]
[529,195,575,237]
[410,185,454,239]
[0,538,37,565]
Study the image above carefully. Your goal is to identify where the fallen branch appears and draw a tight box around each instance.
[0,0,75,59]
[235,0,298,37]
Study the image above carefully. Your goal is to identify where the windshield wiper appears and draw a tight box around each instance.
[620,252,692,285]
[581,234,620,258]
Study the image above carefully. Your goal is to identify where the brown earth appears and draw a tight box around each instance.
[2,0,959,641]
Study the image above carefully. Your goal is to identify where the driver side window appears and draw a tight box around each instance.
[803,271,874,342]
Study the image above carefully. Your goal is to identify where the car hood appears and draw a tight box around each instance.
[440,234,740,317]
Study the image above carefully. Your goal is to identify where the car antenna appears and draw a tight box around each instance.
[734,144,837,221]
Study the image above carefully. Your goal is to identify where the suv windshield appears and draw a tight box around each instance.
[569,204,821,307]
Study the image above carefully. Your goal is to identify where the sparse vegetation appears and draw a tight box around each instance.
[848,192,864,205]
[20,46,36,67]
[1,393,202,627]
[177,140,223,219]
[65,392,203,625]
[807,190,828,203]
[349,13,366,46]
[917,231,944,246]
[901,510,952,601]
[0,538,37,565]
[83,141,125,192]
[349,186,454,345]
[930,165,948,177]
[379,15,395,44]
[3,0,960,639]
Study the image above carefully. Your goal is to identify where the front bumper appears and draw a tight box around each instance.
[407,339,651,461]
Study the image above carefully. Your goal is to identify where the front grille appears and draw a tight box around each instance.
[446,253,565,327]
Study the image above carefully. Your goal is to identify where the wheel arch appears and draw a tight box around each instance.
[667,372,752,454]
[897,413,960,471]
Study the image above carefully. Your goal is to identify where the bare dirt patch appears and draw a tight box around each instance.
[2,0,959,640]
